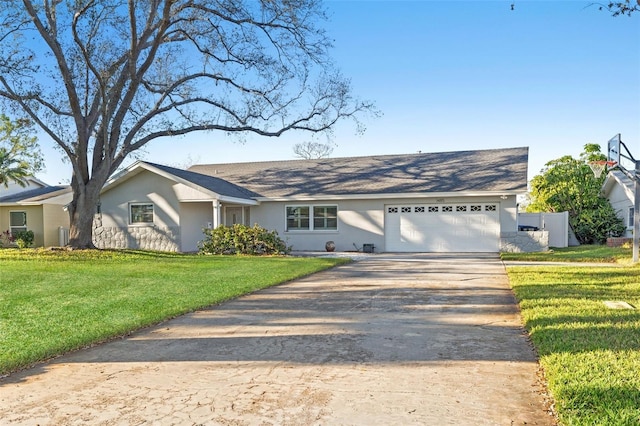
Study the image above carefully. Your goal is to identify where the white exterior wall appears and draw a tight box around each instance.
[99,170,181,228]
[607,183,634,237]
[250,195,516,252]
[251,199,385,252]
[95,167,522,254]
[95,171,182,250]
[180,202,215,252]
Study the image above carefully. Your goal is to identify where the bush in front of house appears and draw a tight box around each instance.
[12,230,34,249]
[198,224,290,255]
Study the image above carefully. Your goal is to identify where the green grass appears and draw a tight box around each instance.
[507,262,640,425]
[501,244,634,263]
[0,249,348,376]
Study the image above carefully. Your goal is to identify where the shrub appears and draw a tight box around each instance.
[12,230,34,249]
[198,224,290,255]
[570,199,626,244]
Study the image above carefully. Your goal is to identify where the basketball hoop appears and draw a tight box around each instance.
[588,160,617,178]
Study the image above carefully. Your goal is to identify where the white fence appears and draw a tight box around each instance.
[518,212,570,248]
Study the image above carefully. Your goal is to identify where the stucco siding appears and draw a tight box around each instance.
[174,183,214,201]
[0,205,44,247]
[181,202,215,252]
[0,208,6,235]
[99,170,181,229]
[42,204,70,247]
[249,195,515,252]
[608,183,634,237]
[247,199,379,252]
[96,170,182,250]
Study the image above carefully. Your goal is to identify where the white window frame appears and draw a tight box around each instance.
[285,204,338,232]
[9,210,27,234]
[313,205,338,231]
[286,205,310,231]
[129,203,154,225]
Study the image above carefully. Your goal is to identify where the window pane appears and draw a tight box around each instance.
[629,208,635,227]
[10,211,26,227]
[313,206,337,230]
[286,206,309,230]
[130,204,154,223]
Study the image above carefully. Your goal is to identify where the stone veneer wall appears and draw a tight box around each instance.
[93,226,180,252]
[500,231,549,253]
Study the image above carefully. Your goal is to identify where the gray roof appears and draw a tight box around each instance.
[187,147,529,198]
[0,185,70,203]
[144,162,260,199]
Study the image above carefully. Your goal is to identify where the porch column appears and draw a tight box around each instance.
[212,201,221,228]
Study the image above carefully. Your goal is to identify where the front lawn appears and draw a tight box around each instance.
[501,244,633,263]
[0,249,348,376]
[507,262,640,425]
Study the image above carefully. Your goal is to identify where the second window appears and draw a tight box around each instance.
[286,205,337,231]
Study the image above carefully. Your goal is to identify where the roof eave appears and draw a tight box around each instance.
[0,188,72,205]
[254,190,525,202]
[103,161,257,204]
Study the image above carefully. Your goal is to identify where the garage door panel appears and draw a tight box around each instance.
[385,204,499,252]
[400,214,443,244]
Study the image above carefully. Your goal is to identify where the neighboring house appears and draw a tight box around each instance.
[95,147,547,253]
[602,170,635,238]
[0,178,72,247]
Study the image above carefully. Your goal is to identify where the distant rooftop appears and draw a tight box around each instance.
[0,185,71,203]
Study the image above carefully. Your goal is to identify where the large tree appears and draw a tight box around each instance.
[527,144,625,244]
[0,1,373,248]
[292,140,334,159]
[598,0,640,16]
[0,114,42,188]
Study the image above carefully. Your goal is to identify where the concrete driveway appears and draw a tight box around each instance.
[0,253,554,425]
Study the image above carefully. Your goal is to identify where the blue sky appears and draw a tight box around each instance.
[37,0,639,185]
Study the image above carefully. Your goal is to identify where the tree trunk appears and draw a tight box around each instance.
[67,181,102,249]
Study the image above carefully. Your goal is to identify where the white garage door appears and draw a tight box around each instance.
[385,203,500,252]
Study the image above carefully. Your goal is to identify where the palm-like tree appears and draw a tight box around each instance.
[0,148,29,188]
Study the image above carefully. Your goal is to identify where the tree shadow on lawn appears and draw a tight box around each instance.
[1,259,539,385]
[512,273,640,423]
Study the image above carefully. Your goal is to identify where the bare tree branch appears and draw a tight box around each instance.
[293,141,335,159]
[0,0,378,248]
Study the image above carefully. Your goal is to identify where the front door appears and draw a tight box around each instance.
[225,207,243,226]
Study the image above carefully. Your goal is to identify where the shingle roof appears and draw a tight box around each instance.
[187,147,528,198]
[143,162,260,199]
[0,185,70,203]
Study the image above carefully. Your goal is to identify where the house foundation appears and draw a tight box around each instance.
[93,226,180,252]
[500,231,548,253]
